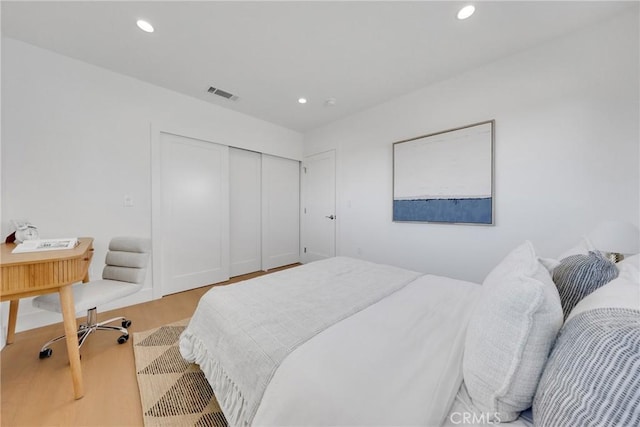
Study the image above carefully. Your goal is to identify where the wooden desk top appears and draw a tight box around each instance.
[1,237,93,267]
[1,237,94,300]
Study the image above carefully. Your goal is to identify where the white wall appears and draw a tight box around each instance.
[1,38,303,332]
[304,11,639,283]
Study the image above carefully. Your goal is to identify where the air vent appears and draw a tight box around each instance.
[207,86,239,101]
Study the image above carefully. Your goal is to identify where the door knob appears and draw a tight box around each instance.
[325,215,336,220]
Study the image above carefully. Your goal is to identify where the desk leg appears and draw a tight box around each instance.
[59,285,84,399]
[6,300,19,345]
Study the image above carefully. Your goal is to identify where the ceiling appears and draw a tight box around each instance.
[1,1,633,132]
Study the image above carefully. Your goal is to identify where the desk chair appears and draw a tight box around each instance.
[32,237,151,358]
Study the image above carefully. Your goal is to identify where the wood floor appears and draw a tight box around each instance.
[1,265,297,426]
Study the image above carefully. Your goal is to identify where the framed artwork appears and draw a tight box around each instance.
[392,120,494,224]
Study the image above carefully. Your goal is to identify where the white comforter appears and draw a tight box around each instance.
[253,273,481,426]
[180,257,423,426]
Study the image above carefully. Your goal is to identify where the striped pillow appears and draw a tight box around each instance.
[552,251,618,319]
[533,308,640,426]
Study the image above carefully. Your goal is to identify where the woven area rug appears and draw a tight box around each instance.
[133,318,228,427]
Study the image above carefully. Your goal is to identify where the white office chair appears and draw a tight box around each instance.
[32,236,151,359]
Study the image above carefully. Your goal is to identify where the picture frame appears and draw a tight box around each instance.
[392,120,494,225]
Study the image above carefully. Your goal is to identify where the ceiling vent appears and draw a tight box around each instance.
[207,86,239,101]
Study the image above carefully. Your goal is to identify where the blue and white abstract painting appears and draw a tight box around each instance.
[393,121,494,224]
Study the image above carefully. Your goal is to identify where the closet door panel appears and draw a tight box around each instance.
[262,155,300,270]
[158,132,229,296]
[229,148,262,277]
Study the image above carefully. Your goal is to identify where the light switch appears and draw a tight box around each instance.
[124,195,134,207]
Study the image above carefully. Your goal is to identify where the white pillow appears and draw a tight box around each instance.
[463,241,564,422]
[566,274,640,322]
[557,236,596,260]
[617,253,640,283]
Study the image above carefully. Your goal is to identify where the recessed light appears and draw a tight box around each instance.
[457,5,475,20]
[325,98,337,107]
[298,98,308,104]
[136,19,154,33]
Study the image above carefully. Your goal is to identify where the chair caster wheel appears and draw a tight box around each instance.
[39,348,53,359]
[122,319,132,328]
[117,334,129,344]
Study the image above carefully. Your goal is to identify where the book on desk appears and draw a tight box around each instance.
[12,237,79,253]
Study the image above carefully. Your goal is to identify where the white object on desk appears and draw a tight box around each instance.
[12,238,79,253]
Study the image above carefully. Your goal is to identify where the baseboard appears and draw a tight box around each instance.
[11,288,155,334]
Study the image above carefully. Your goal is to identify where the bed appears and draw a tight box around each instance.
[179,242,640,427]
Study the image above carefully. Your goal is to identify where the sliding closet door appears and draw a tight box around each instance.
[158,132,229,296]
[262,154,300,270]
[229,148,262,277]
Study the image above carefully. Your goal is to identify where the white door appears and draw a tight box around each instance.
[158,132,229,295]
[229,148,262,277]
[262,154,300,270]
[301,150,336,263]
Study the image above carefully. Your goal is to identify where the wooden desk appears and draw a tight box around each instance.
[1,237,94,399]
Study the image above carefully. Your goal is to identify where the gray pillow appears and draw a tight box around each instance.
[533,308,640,426]
[552,251,618,319]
